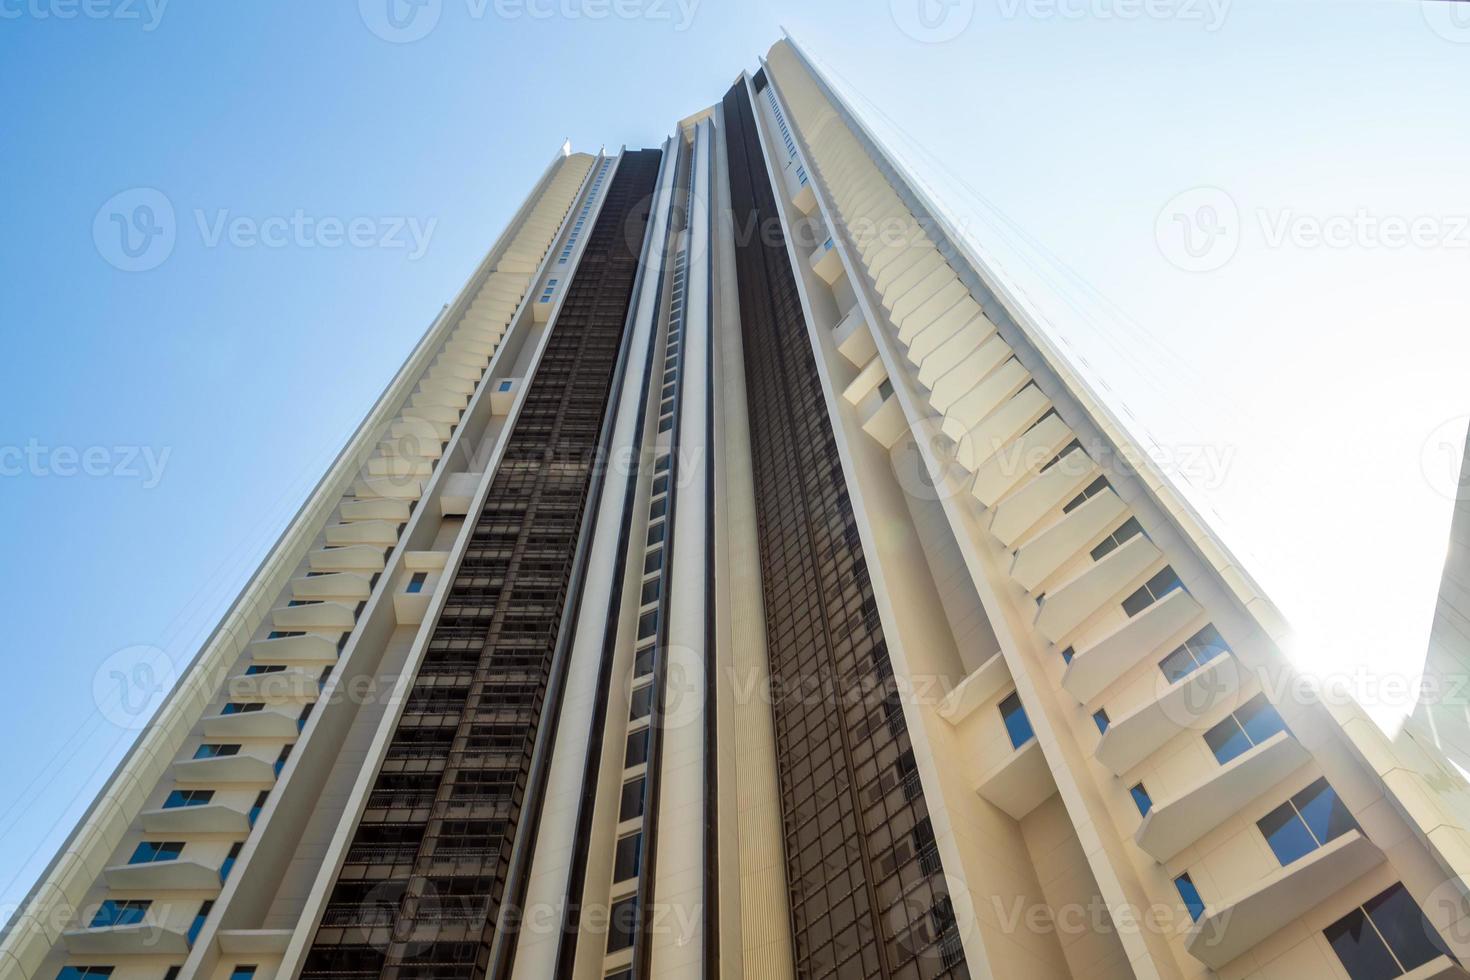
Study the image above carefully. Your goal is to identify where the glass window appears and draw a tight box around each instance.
[607,896,639,952]
[164,789,213,809]
[1257,798,1322,866]
[1129,783,1152,817]
[1122,566,1184,617]
[1090,517,1144,561]
[129,841,184,864]
[633,645,654,677]
[629,684,654,721]
[877,378,894,400]
[999,692,1034,749]
[188,900,213,945]
[1204,695,1288,765]
[613,832,642,881]
[1257,777,1358,866]
[619,777,645,821]
[220,842,242,882]
[91,899,150,928]
[1362,884,1442,974]
[640,578,660,606]
[249,790,268,825]
[1063,476,1109,513]
[229,969,258,980]
[406,572,427,594]
[643,549,663,574]
[1092,708,1110,734]
[1174,873,1205,921]
[624,727,650,767]
[243,664,285,675]
[1059,646,1074,665]
[1159,624,1231,683]
[56,969,114,979]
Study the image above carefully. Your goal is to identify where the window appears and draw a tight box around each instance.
[1129,783,1152,817]
[1325,883,1442,979]
[1059,646,1074,665]
[607,896,639,952]
[1158,624,1231,683]
[624,727,650,767]
[220,842,243,882]
[605,971,632,980]
[1092,708,1110,734]
[1063,476,1110,513]
[1204,694,1289,765]
[188,900,213,945]
[498,380,513,392]
[164,969,181,980]
[629,684,654,721]
[643,549,663,574]
[1174,873,1205,921]
[1090,517,1144,561]
[613,832,642,881]
[405,572,427,594]
[619,777,645,821]
[91,899,151,928]
[297,702,314,731]
[163,789,213,809]
[220,702,263,715]
[274,744,292,777]
[249,790,268,825]
[1258,777,1359,866]
[633,645,654,677]
[998,692,1034,749]
[877,378,894,400]
[229,968,258,980]
[266,630,303,639]
[1121,566,1184,617]
[243,664,285,675]
[56,969,113,979]
[646,521,665,546]
[129,841,184,864]
[639,578,660,606]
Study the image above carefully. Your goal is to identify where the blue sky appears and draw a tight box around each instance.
[1,0,1467,913]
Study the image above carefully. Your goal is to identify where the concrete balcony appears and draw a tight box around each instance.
[912,317,988,394]
[440,472,483,517]
[1011,490,1128,592]
[249,633,337,665]
[934,339,1021,431]
[411,386,469,411]
[63,919,191,956]
[1096,656,1245,775]
[366,456,433,479]
[1135,730,1309,861]
[950,377,1048,476]
[809,237,844,285]
[937,653,1011,726]
[490,377,522,415]
[103,856,223,891]
[894,279,970,346]
[377,437,442,461]
[290,572,371,601]
[401,402,462,425]
[340,497,412,523]
[324,520,400,548]
[975,738,1056,820]
[970,413,1073,508]
[1062,588,1204,702]
[173,751,277,784]
[890,267,957,328]
[225,669,319,702]
[428,359,482,382]
[270,600,357,632]
[201,704,303,739]
[350,476,423,503]
[420,372,476,396]
[989,448,1098,550]
[141,801,251,834]
[860,393,907,450]
[1185,831,1384,969]
[1036,535,1162,644]
[833,305,876,368]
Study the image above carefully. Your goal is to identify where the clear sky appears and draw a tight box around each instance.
[1,0,1467,915]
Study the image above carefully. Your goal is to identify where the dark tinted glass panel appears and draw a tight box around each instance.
[1204,716,1250,765]
[1174,874,1205,921]
[1257,802,1318,865]
[1364,884,1442,972]
[1293,778,1358,847]
[1325,907,1402,980]
[607,897,638,952]
[624,727,649,767]
[612,833,642,881]
[1130,783,1152,816]
[619,778,645,821]
[1237,696,1288,744]
[1000,692,1034,749]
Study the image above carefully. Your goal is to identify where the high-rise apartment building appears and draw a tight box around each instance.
[7,36,1470,980]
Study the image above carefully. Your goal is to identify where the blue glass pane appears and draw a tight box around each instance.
[1158,645,1197,684]
[1238,698,1288,745]
[1325,907,1402,980]
[1258,804,1319,865]
[1174,875,1205,921]
[1364,884,1443,973]
[1204,717,1251,764]
[1293,779,1358,846]
[1130,784,1152,816]
[999,693,1034,749]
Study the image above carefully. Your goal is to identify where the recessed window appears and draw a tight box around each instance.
[1129,783,1152,817]
[1174,873,1205,921]
[607,896,639,952]
[221,702,264,715]
[220,842,243,882]
[244,664,285,676]
[266,630,303,639]
[619,777,646,821]
[636,609,658,642]
[188,899,213,945]
[91,899,151,928]
[1062,476,1110,514]
[1325,883,1442,980]
[646,521,665,546]
[613,832,643,881]
[648,496,667,520]
[498,380,513,392]
[194,743,240,759]
[1092,708,1110,734]
[629,684,654,721]
[633,645,654,678]
[998,691,1034,749]
[56,969,114,979]
[1203,694,1289,765]
[651,474,669,496]
[229,968,258,980]
[877,378,894,400]
[624,727,650,768]
[129,841,184,864]
[643,549,663,575]
[1158,624,1231,683]
[406,572,428,594]
[1089,517,1144,561]
[249,790,268,825]
[640,578,660,606]
[1257,777,1359,866]
[1059,646,1074,665]
[163,789,213,809]
[1121,566,1184,617]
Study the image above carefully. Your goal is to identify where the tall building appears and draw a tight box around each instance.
[8,36,1470,980]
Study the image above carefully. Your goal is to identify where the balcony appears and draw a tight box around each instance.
[1011,489,1128,592]
[809,237,844,285]
[893,278,969,346]
[833,305,876,367]
[103,856,223,890]
[249,632,337,665]
[340,498,412,523]
[937,653,1010,726]
[174,752,277,784]
[1096,657,1245,775]
[401,402,461,425]
[1062,588,1204,702]
[936,344,1026,440]
[988,448,1096,549]
[971,413,1074,508]
[1035,535,1162,644]
[975,738,1056,820]
[490,377,521,415]
[226,669,318,701]
[1135,730,1309,861]
[1185,830,1384,969]
[201,704,302,739]
[310,544,387,572]
[366,456,433,479]
[271,600,357,632]
[351,477,424,503]
[141,801,252,834]
[63,919,191,956]
[913,309,994,388]
[291,572,372,601]
[860,393,907,450]
[324,520,400,548]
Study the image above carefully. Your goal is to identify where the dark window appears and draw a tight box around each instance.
[221,702,264,715]
[877,378,894,400]
[646,521,665,546]
[129,841,184,864]
[1203,694,1288,765]
[607,897,639,952]
[1092,708,1110,734]
[55,970,114,979]
[619,777,645,821]
[229,969,257,980]
[629,684,653,721]
[640,578,660,606]
[1063,476,1110,513]
[164,969,181,980]
[188,900,213,945]
[643,548,663,574]
[1325,884,1441,979]
[613,833,642,881]
[1121,566,1184,617]
[1158,624,1231,683]
[244,665,285,675]
[163,790,213,809]
[91,899,150,928]
[624,727,650,767]
[220,842,243,882]
[1059,646,1074,665]
[406,572,427,594]
[999,691,1034,749]
[1089,517,1144,561]
[195,743,240,759]
[633,645,654,677]
[1174,873,1205,921]
[1257,777,1359,866]
[249,790,268,825]
[1129,783,1152,817]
